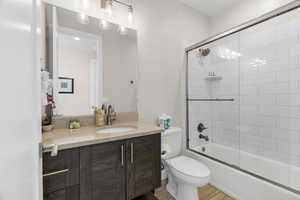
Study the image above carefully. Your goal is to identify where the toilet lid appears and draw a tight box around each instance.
[167,156,210,178]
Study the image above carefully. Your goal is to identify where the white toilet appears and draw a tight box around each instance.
[161,128,210,200]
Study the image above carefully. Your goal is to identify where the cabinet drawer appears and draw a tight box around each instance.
[43,185,80,200]
[43,148,79,193]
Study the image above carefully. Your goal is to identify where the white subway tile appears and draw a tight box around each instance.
[278,117,300,131]
[277,70,290,82]
[278,106,299,118]
[259,94,277,105]
[277,94,300,106]
[259,105,278,116]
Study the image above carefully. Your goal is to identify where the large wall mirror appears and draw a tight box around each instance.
[45,4,138,117]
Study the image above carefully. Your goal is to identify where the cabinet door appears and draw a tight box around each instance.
[127,134,161,199]
[80,141,127,200]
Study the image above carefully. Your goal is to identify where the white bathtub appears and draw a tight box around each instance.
[190,143,300,195]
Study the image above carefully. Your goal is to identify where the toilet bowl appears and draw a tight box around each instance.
[166,156,210,200]
[161,128,210,200]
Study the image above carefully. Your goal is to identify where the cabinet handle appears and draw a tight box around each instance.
[43,169,69,177]
[121,145,124,166]
[131,143,134,164]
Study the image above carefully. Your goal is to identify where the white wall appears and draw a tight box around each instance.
[210,0,295,36]
[0,0,42,199]
[134,0,211,126]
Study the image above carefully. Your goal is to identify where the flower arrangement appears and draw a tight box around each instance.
[42,94,56,132]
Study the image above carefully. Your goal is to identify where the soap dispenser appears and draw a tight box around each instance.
[93,107,105,127]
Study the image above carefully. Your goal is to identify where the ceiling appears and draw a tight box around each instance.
[178,0,242,17]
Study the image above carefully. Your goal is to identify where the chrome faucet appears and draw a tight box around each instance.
[197,123,208,133]
[199,134,209,142]
[105,105,117,125]
[197,123,209,142]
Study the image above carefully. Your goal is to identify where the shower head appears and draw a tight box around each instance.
[198,48,210,57]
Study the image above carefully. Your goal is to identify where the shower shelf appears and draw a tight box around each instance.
[205,76,222,81]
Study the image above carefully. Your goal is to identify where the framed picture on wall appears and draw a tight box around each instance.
[58,77,74,94]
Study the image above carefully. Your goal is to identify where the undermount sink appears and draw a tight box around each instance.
[97,126,137,134]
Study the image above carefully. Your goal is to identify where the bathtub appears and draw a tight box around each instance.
[187,143,300,199]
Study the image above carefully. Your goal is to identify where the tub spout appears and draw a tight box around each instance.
[199,134,209,142]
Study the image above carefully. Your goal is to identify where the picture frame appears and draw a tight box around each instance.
[58,77,74,94]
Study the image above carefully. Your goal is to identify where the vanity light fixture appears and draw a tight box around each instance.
[74,37,80,41]
[100,19,109,30]
[82,0,89,9]
[101,0,134,23]
[128,5,133,23]
[118,25,128,35]
[77,13,90,24]
[105,0,113,17]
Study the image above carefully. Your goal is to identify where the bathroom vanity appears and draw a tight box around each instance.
[41,3,160,200]
[43,122,162,200]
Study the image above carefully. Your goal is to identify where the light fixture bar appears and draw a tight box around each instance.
[113,0,131,8]
[101,0,133,23]
[101,0,132,9]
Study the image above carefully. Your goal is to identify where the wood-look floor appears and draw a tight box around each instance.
[155,184,235,200]
[198,184,234,200]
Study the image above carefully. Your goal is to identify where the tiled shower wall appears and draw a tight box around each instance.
[187,8,300,167]
[188,34,240,152]
[239,9,300,167]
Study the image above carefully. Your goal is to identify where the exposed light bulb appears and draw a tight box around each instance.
[78,13,90,24]
[128,6,133,23]
[100,19,109,30]
[74,37,80,41]
[119,25,127,35]
[82,0,89,9]
[107,7,112,17]
[106,0,113,17]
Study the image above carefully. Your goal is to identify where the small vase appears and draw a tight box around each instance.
[42,124,55,132]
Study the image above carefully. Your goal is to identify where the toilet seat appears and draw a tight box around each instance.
[167,156,210,179]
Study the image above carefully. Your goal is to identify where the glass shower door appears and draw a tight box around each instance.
[187,4,300,194]
[238,7,300,192]
[187,34,241,167]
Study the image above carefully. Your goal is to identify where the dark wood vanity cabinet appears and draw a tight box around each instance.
[80,134,161,200]
[43,149,80,200]
[126,135,161,199]
[44,185,80,200]
[80,140,127,200]
[43,133,161,200]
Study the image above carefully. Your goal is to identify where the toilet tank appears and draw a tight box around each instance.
[161,127,182,160]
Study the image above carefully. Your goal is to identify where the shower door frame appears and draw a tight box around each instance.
[185,0,300,195]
